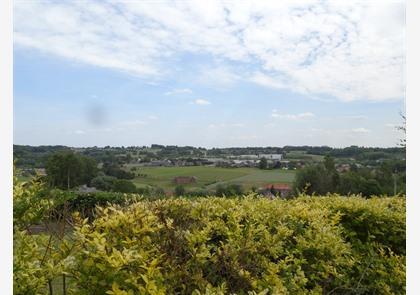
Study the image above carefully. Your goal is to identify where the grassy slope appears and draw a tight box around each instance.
[129,166,296,190]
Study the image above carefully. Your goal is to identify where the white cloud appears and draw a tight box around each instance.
[147,115,158,120]
[351,127,370,133]
[74,130,85,135]
[385,123,397,128]
[14,1,405,102]
[208,123,244,128]
[232,123,245,128]
[193,99,211,105]
[344,115,368,120]
[164,88,192,95]
[271,110,315,120]
[120,120,148,126]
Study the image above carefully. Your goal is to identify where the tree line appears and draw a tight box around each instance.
[293,155,406,197]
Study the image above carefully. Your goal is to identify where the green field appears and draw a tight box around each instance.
[126,165,296,191]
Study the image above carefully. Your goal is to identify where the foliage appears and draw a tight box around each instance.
[68,196,405,294]
[13,174,54,229]
[45,151,98,189]
[175,185,186,196]
[13,169,77,295]
[258,157,268,170]
[13,171,405,294]
[215,184,244,197]
[91,175,118,191]
[294,157,405,197]
[112,179,138,193]
[103,163,135,180]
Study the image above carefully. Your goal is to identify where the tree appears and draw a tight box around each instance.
[397,112,406,147]
[46,151,98,189]
[112,179,137,193]
[293,157,340,195]
[259,157,268,169]
[293,164,329,195]
[174,185,186,196]
[324,155,335,173]
[91,175,117,191]
[81,156,98,185]
[46,151,83,189]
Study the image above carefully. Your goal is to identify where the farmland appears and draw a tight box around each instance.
[126,165,296,191]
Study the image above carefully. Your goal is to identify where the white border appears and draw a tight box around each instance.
[0,0,13,293]
[406,0,420,293]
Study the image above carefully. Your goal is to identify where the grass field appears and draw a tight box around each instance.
[127,166,296,191]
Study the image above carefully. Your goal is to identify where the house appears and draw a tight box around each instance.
[258,154,283,160]
[263,183,292,198]
[173,176,197,185]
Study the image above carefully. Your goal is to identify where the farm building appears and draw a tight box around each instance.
[259,154,283,160]
[173,176,197,185]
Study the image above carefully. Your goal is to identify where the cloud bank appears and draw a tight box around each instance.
[14,1,405,102]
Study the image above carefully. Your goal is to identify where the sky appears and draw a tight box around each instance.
[13,0,405,148]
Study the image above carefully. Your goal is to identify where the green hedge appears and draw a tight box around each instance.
[67,196,405,294]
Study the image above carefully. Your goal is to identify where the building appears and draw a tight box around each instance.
[173,176,197,185]
[258,154,283,160]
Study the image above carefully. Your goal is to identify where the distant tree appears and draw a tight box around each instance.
[112,179,137,193]
[46,151,77,189]
[324,155,335,173]
[259,157,268,169]
[46,151,96,189]
[153,187,165,196]
[215,184,243,197]
[174,185,186,196]
[397,112,406,147]
[103,163,135,179]
[81,156,98,186]
[273,161,281,169]
[338,172,381,197]
[293,164,330,195]
[91,175,117,191]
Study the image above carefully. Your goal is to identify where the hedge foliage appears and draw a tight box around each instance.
[68,196,405,294]
[13,175,405,294]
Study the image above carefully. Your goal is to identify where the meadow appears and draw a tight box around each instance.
[126,165,296,190]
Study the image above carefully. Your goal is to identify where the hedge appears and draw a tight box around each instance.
[63,196,405,294]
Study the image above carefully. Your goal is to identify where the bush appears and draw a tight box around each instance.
[215,184,244,197]
[13,175,405,295]
[175,185,186,196]
[112,179,138,193]
[91,175,117,191]
[68,196,405,294]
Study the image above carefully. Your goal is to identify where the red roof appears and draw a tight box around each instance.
[265,184,291,190]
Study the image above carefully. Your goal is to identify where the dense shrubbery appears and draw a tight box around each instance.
[14,175,405,295]
[66,196,405,295]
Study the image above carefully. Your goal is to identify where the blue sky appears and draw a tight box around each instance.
[13,1,405,148]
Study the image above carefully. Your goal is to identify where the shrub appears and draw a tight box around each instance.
[68,196,405,294]
[175,185,186,196]
[91,175,117,191]
[112,179,138,193]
